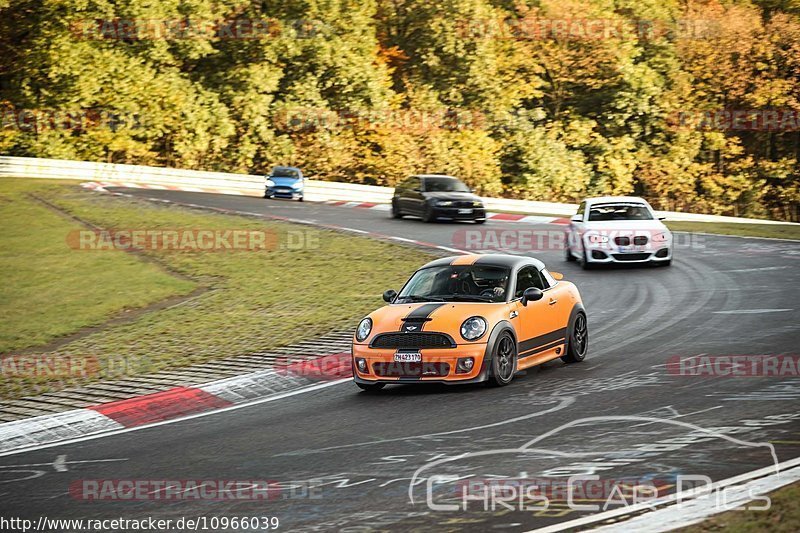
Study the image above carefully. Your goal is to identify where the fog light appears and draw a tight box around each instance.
[355,358,367,372]
[456,357,475,374]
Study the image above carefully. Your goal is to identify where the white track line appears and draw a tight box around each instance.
[0,379,349,458]
[529,456,800,533]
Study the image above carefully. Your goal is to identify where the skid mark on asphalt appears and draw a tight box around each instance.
[407,415,782,505]
[276,397,575,457]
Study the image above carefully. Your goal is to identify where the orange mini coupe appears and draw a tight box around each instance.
[352,254,588,390]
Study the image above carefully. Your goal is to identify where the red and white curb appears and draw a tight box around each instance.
[0,353,351,455]
[81,181,570,225]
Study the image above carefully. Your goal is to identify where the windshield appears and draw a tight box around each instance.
[271,167,300,179]
[396,265,510,303]
[424,177,470,193]
[588,203,653,221]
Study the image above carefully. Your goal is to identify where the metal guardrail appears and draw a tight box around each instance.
[1,155,795,225]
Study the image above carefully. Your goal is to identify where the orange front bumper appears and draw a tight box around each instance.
[351,343,489,383]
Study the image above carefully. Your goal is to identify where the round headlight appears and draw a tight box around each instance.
[356,318,372,342]
[460,316,487,341]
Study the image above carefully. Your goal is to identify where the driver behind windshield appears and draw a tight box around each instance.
[397,265,509,303]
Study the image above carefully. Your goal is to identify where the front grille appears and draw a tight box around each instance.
[373,362,450,378]
[612,253,651,261]
[633,236,648,245]
[614,236,631,246]
[370,332,455,349]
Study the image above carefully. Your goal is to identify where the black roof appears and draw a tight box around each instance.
[420,254,545,271]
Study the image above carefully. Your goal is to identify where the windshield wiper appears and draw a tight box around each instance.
[442,294,493,302]
[397,295,446,303]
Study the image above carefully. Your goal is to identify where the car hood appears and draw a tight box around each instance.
[269,177,302,186]
[423,191,480,201]
[361,301,509,345]
[583,219,668,231]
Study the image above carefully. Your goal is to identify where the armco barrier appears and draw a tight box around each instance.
[0,156,795,225]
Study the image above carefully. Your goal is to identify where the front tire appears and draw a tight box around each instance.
[561,312,588,363]
[565,243,575,261]
[487,332,517,386]
[356,382,385,392]
[579,247,593,270]
[391,200,402,219]
[422,204,436,223]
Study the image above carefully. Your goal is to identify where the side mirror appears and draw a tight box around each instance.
[383,289,397,303]
[550,271,564,281]
[658,216,666,221]
[521,287,544,306]
[570,214,583,222]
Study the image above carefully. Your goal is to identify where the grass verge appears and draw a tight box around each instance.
[679,481,800,532]
[0,178,434,399]
[664,221,800,240]
[0,178,195,353]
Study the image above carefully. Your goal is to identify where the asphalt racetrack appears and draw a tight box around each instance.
[2,189,798,532]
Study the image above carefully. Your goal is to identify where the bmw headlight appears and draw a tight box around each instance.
[473,201,483,207]
[356,318,372,342]
[460,316,487,341]
[265,179,275,187]
[652,231,670,242]
[436,200,454,207]
[587,234,609,244]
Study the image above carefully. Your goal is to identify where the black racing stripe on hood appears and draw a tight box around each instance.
[402,303,446,331]
[404,303,445,321]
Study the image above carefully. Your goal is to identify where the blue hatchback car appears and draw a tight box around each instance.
[264,166,304,201]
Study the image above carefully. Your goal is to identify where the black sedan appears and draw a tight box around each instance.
[390,174,486,223]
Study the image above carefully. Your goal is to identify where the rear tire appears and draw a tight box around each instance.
[487,332,517,386]
[561,312,588,363]
[356,382,385,392]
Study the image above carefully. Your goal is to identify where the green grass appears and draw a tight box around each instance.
[0,178,434,399]
[0,179,195,353]
[679,481,800,532]
[664,221,800,240]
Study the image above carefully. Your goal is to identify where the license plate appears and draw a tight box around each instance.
[620,246,646,253]
[394,351,422,363]
[458,208,473,214]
